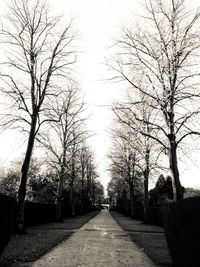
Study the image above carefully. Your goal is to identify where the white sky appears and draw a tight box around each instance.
[1,0,200,191]
[53,0,140,190]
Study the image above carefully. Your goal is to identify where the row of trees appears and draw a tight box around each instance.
[0,150,104,217]
[0,0,104,232]
[107,0,200,213]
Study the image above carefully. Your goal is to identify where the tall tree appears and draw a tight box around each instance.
[109,0,200,200]
[0,0,77,231]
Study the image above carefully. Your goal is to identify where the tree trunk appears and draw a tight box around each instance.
[169,137,183,200]
[144,148,150,222]
[129,182,134,218]
[85,171,91,212]
[55,200,62,221]
[80,166,85,215]
[55,167,65,221]
[16,116,37,233]
[69,187,75,217]
[56,141,67,221]
[80,188,84,215]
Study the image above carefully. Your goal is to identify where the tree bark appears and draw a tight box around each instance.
[80,186,84,215]
[16,116,37,232]
[55,137,67,221]
[69,187,75,217]
[169,138,183,200]
[80,163,85,215]
[129,182,134,218]
[55,166,65,221]
[144,148,150,222]
[85,167,91,212]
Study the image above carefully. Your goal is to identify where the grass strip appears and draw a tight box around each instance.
[110,211,173,266]
[0,211,99,265]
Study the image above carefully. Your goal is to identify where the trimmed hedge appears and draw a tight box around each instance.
[0,193,95,235]
[0,195,58,238]
[0,191,95,256]
[0,194,16,254]
[132,206,144,220]
[24,202,56,226]
[162,196,200,267]
[118,205,164,226]
[147,207,163,226]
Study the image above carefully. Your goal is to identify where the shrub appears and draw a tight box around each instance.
[162,197,200,267]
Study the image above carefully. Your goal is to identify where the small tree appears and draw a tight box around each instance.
[149,174,174,206]
[38,85,86,220]
[108,125,144,217]
[112,91,160,219]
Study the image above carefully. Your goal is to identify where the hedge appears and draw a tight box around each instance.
[0,192,94,245]
[147,207,163,226]
[24,202,56,226]
[0,194,16,254]
[132,206,144,220]
[162,196,200,267]
[115,205,164,226]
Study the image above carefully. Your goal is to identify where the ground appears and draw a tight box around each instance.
[110,211,173,266]
[0,211,99,266]
[0,210,172,266]
[32,210,155,266]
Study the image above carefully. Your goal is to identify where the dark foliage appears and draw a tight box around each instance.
[0,173,19,198]
[149,175,174,206]
[184,187,200,198]
[28,173,57,204]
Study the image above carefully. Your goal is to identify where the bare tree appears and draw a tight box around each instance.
[109,0,200,200]
[108,123,144,217]
[112,90,165,219]
[66,139,100,215]
[38,85,86,220]
[79,143,91,214]
[68,129,83,217]
[0,0,77,231]
[85,150,96,209]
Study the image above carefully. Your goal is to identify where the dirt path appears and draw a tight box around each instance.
[32,210,155,267]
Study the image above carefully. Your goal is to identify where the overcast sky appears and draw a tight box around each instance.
[51,0,200,190]
[53,0,142,189]
[1,0,200,191]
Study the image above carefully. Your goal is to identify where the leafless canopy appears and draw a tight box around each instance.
[109,0,200,200]
[0,0,77,133]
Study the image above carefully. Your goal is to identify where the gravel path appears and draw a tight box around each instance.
[32,210,155,267]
